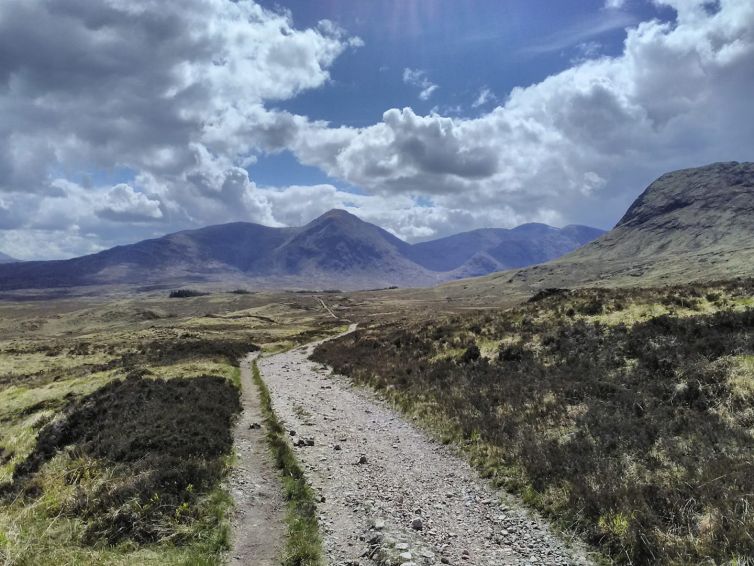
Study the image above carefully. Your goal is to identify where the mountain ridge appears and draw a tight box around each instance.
[0,211,602,292]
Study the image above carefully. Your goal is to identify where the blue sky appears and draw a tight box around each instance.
[0,0,752,259]
[253,0,672,189]
[270,1,656,124]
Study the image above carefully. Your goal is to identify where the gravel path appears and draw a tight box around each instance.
[228,353,286,565]
[258,329,593,566]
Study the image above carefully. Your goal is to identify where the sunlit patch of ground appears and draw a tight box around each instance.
[0,291,340,564]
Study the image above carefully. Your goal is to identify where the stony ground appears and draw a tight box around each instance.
[257,331,594,566]
[229,353,286,565]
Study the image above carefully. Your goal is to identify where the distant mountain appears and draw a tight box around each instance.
[409,224,604,272]
[448,161,754,297]
[0,252,16,263]
[0,209,603,292]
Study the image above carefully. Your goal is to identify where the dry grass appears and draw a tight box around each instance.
[0,291,340,564]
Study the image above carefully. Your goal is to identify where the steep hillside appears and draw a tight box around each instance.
[575,161,754,262]
[541,161,754,284]
[440,162,754,300]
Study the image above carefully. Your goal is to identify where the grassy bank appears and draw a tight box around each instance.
[0,292,339,564]
[251,361,324,566]
[312,279,754,565]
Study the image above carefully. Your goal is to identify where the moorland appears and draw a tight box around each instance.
[0,162,753,565]
[314,280,754,564]
[0,291,341,564]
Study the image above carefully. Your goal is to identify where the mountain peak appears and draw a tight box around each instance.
[517,161,754,286]
[316,209,359,221]
[616,161,753,229]
[303,209,368,231]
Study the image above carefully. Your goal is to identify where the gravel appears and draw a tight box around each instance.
[258,331,593,566]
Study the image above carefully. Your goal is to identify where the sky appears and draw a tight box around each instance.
[0,0,752,259]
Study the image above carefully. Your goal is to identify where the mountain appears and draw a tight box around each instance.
[0,210,602,292]
[540,161,754,284]
[258,210,426,282]
[443,161,754,298]
[408,224,604,272]
[0,252,16,263]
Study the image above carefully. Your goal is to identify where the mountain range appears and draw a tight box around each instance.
[0,212,602,291]
[2,161,749,294]
[0,252,16,263]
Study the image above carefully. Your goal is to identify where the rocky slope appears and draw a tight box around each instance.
[573,161,754,262]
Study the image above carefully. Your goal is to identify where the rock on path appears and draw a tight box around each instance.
[258,330,593,566]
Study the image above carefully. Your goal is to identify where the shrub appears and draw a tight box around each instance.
[312,283,754,565]
[169,289,209,298]
[459,344,481,364]
[13,376,241,545]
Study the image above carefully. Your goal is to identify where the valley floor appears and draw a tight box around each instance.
[256,329,593,565]
[4,282,752,564]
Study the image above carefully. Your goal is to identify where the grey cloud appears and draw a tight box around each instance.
[387,109,499,179]
[292,0,754,230]
[0,199,24,230]
[96,184,163,223]
[290,108,502,196]
[0,0,357,191]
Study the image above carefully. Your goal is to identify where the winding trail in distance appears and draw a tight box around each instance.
[257,326,594,566]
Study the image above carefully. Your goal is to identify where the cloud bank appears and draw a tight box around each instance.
[0,0,752,259]
[287,0,754,238]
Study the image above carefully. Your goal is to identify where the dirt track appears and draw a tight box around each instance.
[229,352,286,565]
[257,328,593,566]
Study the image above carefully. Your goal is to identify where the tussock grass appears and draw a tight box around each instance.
[251,361,324,566]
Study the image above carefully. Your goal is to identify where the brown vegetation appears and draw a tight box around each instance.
[312,279,754,564]
[12,376,241,545]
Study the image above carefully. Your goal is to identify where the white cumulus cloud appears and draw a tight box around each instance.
[403,68,439,100]
[97,184,164,222]
[287,0,754,237]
